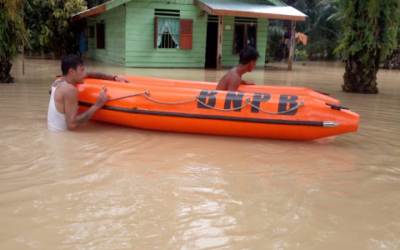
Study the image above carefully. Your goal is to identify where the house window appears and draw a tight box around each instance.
[233,17,257,54]
[96,22,105,49]
[154,9,180,49]
[89,26,95,38]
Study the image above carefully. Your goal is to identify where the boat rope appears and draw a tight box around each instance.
[108,90,304,114]
[108,92,148,102]
[143,91,249,111]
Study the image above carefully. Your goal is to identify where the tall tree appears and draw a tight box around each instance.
[0,0,25,83]
[24,0,86,56]
[336,0,400,93]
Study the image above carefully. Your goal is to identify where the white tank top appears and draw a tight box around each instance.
[47,85,68,132]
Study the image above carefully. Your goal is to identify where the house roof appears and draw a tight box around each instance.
[72,0,306,22]
[195,0,307,21]
[72,0,130,21]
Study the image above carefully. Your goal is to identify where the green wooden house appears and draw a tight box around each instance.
[72,0,306,69]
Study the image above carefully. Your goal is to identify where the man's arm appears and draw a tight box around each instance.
[64,87,108,130]
[241,79,255,85]
[86,72,115,81]
[86,72,129,83]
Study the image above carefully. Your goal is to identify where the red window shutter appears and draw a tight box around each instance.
[180,19,193,50]
[154,16,158,49]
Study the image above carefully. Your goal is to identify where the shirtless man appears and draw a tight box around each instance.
[47,54,129,132]
[216,46,259,91]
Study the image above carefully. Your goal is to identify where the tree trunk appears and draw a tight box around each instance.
[342,50,380,94]
[0,59,14,84]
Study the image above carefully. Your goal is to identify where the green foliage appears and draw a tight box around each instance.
[290,0,341,60]
[86,0,108,8]
[336,0,399,61]
[266,21,286,61]
[268,0,341,60]
[0,0,26,83]
[24,0,86,56]
[262,0,288,6]
[0,0,26,59]
[295,48,308,61]
[336,0,400,93]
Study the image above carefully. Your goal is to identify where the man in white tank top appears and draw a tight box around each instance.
[47,55,129,132]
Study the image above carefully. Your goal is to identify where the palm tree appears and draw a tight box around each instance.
[0,0,25,83]
[337,0,399,93]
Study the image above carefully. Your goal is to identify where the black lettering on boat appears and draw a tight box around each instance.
[251,93,271,113]
[197,90,218,109]
[278,95,299,115]
[224,92,244,112]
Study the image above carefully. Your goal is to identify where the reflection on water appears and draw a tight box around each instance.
[0,57,399,249]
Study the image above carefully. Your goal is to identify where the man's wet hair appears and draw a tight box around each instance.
[61,54,84,75]
[239,46,259,65]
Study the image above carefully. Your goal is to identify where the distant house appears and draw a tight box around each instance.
[72,0,306,69]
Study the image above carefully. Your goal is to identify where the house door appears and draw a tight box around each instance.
[205,15,218,69]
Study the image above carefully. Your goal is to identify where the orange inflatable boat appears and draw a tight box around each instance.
[77,75,359,140]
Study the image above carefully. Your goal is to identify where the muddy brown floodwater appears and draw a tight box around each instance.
[0,58,399,249]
